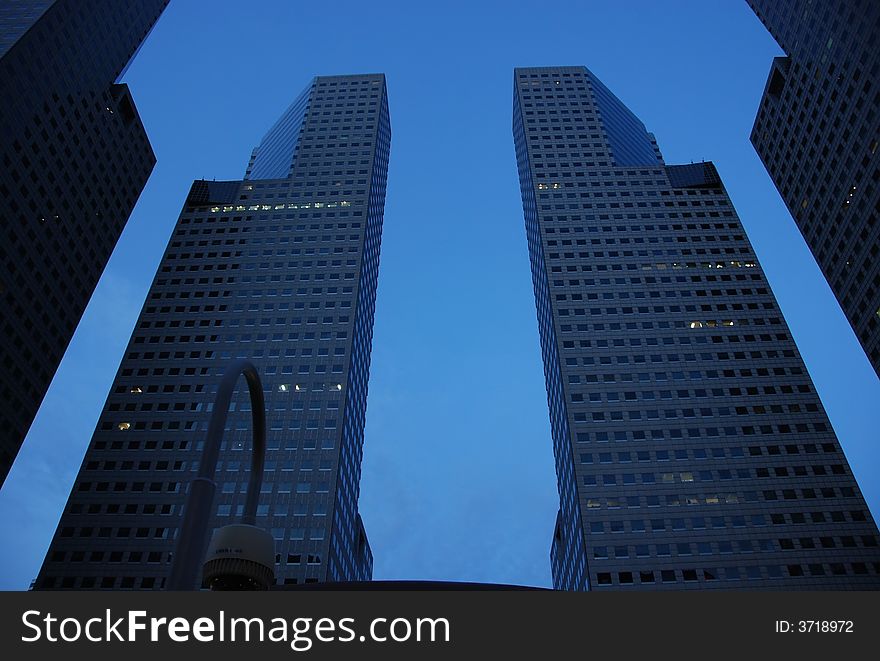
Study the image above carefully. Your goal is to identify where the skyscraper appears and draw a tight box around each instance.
[748,0,880,378]
[513,66,880,590]
[36,73,391,589]
[0,0,167,487]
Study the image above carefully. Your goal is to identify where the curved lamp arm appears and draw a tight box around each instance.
[167,359,267,590]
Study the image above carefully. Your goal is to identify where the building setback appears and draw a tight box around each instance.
[513,65,880,590]
[36,73,391,589]
[0,0,167,487]
[749,0,880,378]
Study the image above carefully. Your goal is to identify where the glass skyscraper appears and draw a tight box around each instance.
[513,65,880,590]
[36,73,391,589]
[0,0,167,487]
[749,0,880,378]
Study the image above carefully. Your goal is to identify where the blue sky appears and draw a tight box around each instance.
[1,0,878,590]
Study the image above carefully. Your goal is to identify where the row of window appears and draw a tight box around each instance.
[230,290,357,301]
[588,510,871,534]
[582,465,847,485]
[541,209,735,221]
[76,481,179,493]
[47,548,325,568]
[576,404,828,420]
[50,549,164,564]
[69,503,173,516]
[545,222,738,235]
[562,286,745,302]
[561,365,801,387]
[594,561,880,585]
[570,384,810,400]
[573,409,825,425]
[182,212,363,225]
[582,489,857,510]
[560,369,806,389]
[91,433,335,453]
[578,447,840,467]
[550,262,758,274]
[237,256,360,268]
[124,350,213,363]
[84,459,184,471]
[40,574,328,590]
[575,433,836,451]
[60,526,169,539]
[565,348,797,365]
[559,313,778,327]
[592,535,876,559]
[564,334,785,350]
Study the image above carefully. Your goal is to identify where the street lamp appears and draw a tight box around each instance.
[167,359,274,590]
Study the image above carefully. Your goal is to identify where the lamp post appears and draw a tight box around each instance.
[167,359,272,590]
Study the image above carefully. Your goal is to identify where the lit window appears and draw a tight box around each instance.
[117,423,131,431]
[129,387,143,394]
[278,384,290,392]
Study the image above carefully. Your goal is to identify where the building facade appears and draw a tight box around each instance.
[0,0,167,486]
[513,65,880,590]
[749,0,880,377]
[36,73,391,589]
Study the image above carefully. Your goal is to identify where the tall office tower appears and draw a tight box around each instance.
[0,0,167,487]
[748,0,880,378]
[36,73,391,589]
[513,66,880,590]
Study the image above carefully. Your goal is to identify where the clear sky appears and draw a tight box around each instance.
[1,0,878,590]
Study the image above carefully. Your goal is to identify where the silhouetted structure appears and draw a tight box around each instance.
[0,0,167,486]
[749,0,880,377]
[37,73,391,589]
[513,65,880,590]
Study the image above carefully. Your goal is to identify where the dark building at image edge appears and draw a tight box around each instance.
[748,0,880,378]
[513,65,880,590]
[0,0,168,487]
[36,73,391,589]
